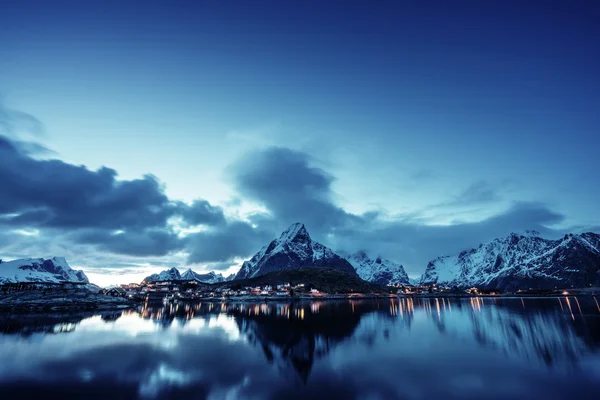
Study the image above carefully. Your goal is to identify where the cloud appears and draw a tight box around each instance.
[185,220,273,264]
[0,101,43,138]
[229,147,356,230]
[177,199,226,227]
[72,228,184,257]
[0,134,247,260]
[451,180,502,205]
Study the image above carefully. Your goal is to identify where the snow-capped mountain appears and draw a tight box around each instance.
[143,267,226,284]
[0,257,89,284]
[143,267,181,283]
[180,268,226,284]
[343,251,410,285]
[420,232,600,291]
[225,273,235,281]
[235,223,358,280]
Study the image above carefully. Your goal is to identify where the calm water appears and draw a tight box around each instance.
[1,297,599,400]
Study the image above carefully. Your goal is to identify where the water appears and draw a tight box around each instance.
[0,297,599,400]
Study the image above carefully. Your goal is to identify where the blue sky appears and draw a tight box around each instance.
[1,1,599,285]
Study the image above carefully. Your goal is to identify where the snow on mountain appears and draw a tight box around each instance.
[143,267,181,283]
[235,223,358,280]
[343,251,410,285]
[420,232,600,291]
[225,273,235,281]
[180,268,226,284]
[0,257,89,284]
[143,267,226,284]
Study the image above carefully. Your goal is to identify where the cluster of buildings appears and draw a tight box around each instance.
[102,280,320,300]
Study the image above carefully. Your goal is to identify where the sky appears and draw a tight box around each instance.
[1,0,599,286]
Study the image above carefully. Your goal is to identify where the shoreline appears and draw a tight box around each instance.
[3,290,598,313]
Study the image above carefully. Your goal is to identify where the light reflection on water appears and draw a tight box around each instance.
[0,297,599,400]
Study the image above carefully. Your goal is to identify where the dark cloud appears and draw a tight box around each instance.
[229,147,356,230]
[10,140,58,158]
[177,199,226,226]
[0,134,240,258]
[185,220,273,264]
[72,228,184,257]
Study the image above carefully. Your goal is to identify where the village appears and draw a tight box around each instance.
[101,280,323,301]
[99,279,505,302]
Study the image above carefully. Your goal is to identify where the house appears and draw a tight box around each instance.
[310,288,319,294]
[263,285,273,291]
[260,290,269,295]
[276,290,289,296]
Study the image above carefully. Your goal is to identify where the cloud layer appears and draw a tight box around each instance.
[0,121,591,278]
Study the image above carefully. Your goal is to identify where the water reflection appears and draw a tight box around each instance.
[0,297,599,399]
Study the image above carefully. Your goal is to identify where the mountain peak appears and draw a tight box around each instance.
[279,222,310,242]
[235,223,357,279]
[146,267,224,284]
[0,257,89,284]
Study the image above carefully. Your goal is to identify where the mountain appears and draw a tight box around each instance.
[180,268,226,284]
[0,257,89,285]
[235,223,358,280]
[143,267,226,284]
[143,267,181,283]
[223,268,386,293]
[343,251,410,285]
[420,232,600,291]
[225,273,235,281]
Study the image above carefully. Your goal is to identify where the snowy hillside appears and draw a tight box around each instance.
[235,223,358,280]
[420,232,600,291]
[343,251,410,285]
[0,257,89,284]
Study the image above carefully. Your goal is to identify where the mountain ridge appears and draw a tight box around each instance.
[235,223,358,280]
[143,267,228,284]
[419,231,600,291]
[0,257,89,284]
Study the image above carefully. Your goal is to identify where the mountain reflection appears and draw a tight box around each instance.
[1,297,599,387]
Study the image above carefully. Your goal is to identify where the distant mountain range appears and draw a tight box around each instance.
[0,257,88,284]
[234,223,358,280]
[142,267,233,284]
[420,231,600,291]
[2,226,599,291]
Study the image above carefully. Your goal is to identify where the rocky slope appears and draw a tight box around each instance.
[343,251,410,285]
[420,232,600,291]
[235,223,358,280]
[0,257,88,284]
